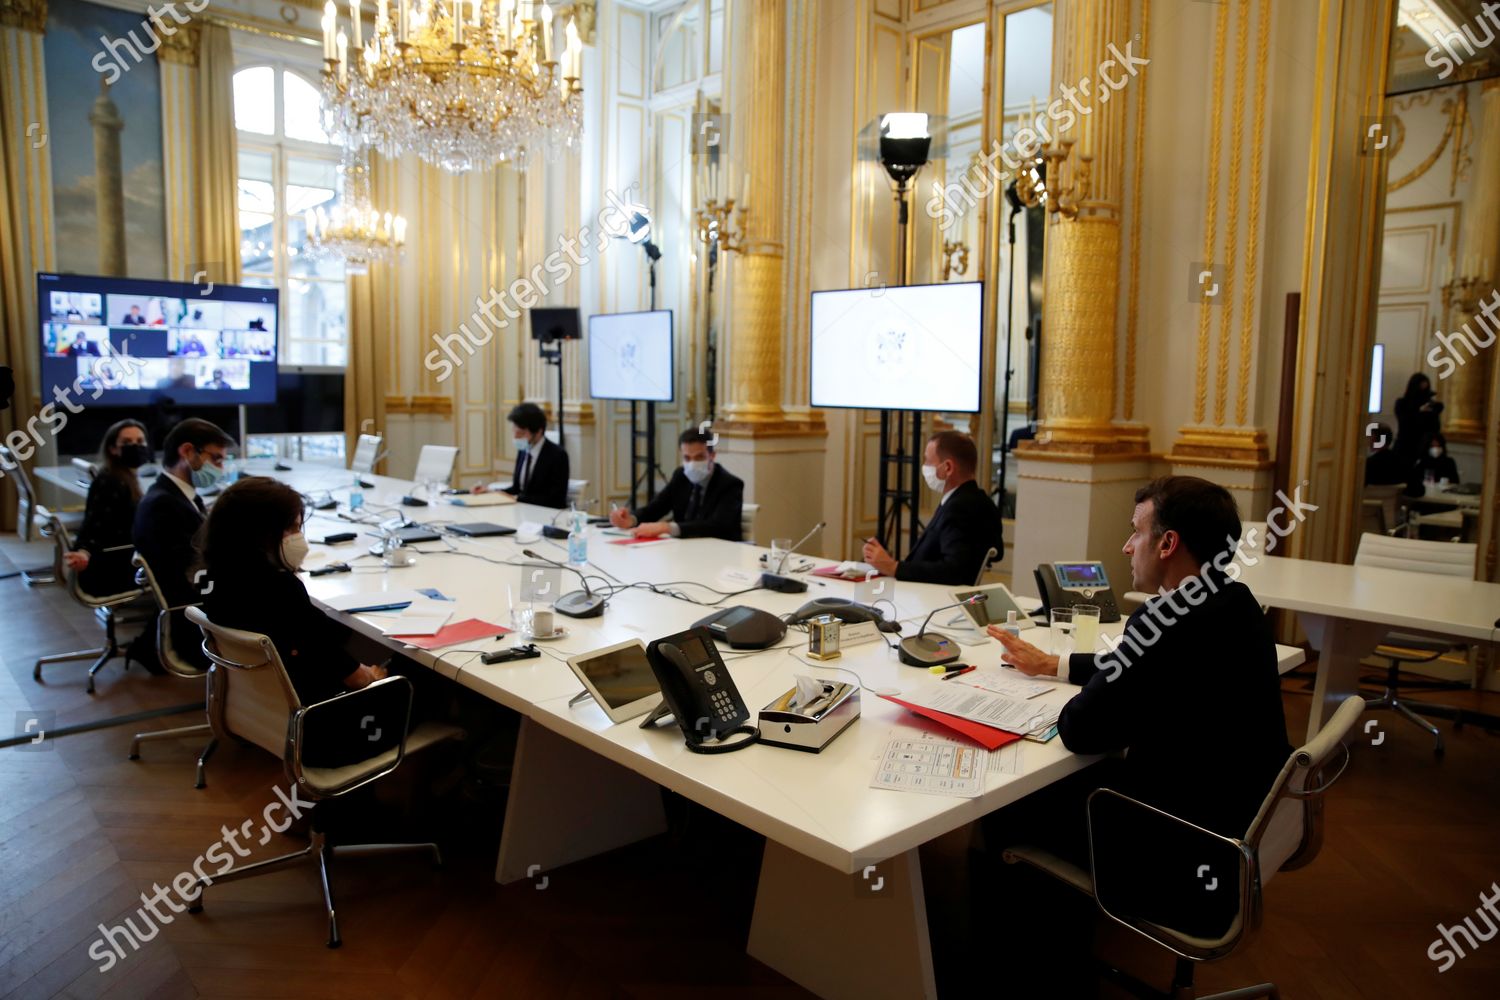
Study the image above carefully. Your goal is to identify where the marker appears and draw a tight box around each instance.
[941,665,977,681]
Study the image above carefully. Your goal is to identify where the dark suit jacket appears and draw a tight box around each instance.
[132,474,205,608]
[503,439,570,508]
[636,464,744,541]
[75,472,140,596]
[895,480,1004,585]
[1061,574,1292,840]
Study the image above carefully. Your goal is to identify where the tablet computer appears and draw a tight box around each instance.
[566,639,663,723]
[950,583,1035,629]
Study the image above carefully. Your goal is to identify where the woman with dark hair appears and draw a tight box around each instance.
[199,477,386,703]
[65,419,150,596]
[1416,432,1461,485]
[1394,372,1444,466]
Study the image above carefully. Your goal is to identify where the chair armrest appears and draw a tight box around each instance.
[289,676,415,799]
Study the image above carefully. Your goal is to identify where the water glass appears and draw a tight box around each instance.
[1072,604,1102,655]
[1048,608,1076,659]
[770,537,794,570]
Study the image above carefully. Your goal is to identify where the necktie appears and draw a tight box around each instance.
[193,495,207,518]
[685,484,704,521]
[518,451,531,488]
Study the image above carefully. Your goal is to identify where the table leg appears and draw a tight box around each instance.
[1298,613,1386,741]
[495,717,668,884]
[748,841,937,1000]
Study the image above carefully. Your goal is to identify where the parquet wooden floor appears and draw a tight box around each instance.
[2,536,1498,998]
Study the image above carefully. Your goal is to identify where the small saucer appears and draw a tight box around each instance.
[524,626,569,641]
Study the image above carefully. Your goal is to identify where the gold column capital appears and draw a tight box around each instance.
[0,0,46,33]
[157,22,202,66]
[1166,426,1273,468]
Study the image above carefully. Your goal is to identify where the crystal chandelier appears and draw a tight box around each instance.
[319,0,585,173]
[304,146,407,274]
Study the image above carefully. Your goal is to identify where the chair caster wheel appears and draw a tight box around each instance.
[187,903,203,914]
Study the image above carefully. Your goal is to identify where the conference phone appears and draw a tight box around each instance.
[1034,561,1122,623]
[642,628,759,753]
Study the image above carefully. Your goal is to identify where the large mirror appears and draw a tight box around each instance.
[1368,0,1497,549]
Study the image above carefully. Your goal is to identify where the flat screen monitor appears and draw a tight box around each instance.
[246,366,345,434]
[37,272,279,407]
[588,309,674,403]
[809,281,982,412]
[530,307,582,342]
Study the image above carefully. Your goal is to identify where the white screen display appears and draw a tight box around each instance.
[588,310,674,402]
[810,282,983,412]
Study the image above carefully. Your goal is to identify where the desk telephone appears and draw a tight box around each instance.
[1034,561,1122,623]
[643,628,759,754]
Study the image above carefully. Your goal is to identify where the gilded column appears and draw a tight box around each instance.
[157,21,200,284]
[1023,0,1142,456]
[719,0,786,430]
[1443,79,1500,443]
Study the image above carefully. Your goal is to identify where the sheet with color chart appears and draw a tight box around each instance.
[871,736,989,798]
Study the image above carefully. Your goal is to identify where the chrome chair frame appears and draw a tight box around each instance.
[126,553,214,781]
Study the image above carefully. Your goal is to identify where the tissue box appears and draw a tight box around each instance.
[757,681,861,753]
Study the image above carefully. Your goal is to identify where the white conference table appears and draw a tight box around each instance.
[1239,556,1500,739]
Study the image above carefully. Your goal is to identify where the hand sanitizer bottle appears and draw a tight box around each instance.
[350,475,365,512]
[567,507,588,565]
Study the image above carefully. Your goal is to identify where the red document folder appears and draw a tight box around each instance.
[395,618,509,650]
[811,566,885,580]
[877,693,1024,751]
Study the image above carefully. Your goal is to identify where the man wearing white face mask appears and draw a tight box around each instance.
[473,402,570,507]
[609,428,745,541]
[862,430,1004,584]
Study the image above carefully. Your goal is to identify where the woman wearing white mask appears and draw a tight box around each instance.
[608,428,745,540]
[199,478,387,703]
[1416,432,1460,485]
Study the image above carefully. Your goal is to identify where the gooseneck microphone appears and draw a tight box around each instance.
[898,594,986,668]
[760,520,828,593]
[777,520,827,573]
[521,548,607,618]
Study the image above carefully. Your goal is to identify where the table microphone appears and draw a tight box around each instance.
[520,548,607,618]
[760,520,827,593]
[898,594,986,668]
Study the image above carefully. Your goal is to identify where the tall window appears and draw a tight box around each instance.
[233,62,348,367]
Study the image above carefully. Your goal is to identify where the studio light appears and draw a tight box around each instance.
[877,112,932,186]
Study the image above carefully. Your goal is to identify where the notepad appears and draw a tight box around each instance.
[379,605,454,636]
[325,589,423,613]
[447,492,515,506]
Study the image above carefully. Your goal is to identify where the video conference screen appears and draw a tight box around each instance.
[809,281,983,413]
[588,309,674,402]
[37,272,279,407]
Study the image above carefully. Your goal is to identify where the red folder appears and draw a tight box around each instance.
[877,693,1023,752]
[609,536,669,546]
[395,618,509,650]
[811,565,885,580]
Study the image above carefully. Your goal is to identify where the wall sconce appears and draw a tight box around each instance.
[697,195,746,254]
[1013,138,1092,220]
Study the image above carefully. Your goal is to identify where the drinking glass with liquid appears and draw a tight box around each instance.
[1072,604,1102,655]
[1049,608,1075,659]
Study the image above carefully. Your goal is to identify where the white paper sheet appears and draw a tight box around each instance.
[871,736,989,798]
[896,684,1060,737]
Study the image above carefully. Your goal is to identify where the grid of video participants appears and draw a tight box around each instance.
[43,291,274,393]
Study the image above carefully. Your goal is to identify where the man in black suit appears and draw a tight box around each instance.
[987,476,1291,941]
[610,429,744,541]
[861,430,1003,585]
[132,418,234,666]
[474,402,570,508]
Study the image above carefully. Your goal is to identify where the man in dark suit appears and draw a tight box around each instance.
[610,429,744,541]
[862,430,1003,585]
[133,418,234,665]
[988,476,1291,941]
[474,402,570,508]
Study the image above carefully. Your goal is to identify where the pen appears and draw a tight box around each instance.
[941,665,977,680]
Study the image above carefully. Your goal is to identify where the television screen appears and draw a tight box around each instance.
[809,281,983,413]
[37,273,279,407]
[588,309,674,403]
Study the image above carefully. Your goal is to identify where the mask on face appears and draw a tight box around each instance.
[515,436,531,453]
[281,531,310,569]
[921,464,945,493]
[190,452,225,489]
[1429,446,1444,459]
[118,443,150,469]
[684,460,712,486]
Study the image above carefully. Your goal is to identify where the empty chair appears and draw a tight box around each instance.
[412,444,459,489]
[1003,695,1365,999]
[31,514,150,693]
[1,442,84,577]
[740,502,761,546]
[566,478,589,509]
[1360,483,1406,536]
[184,606,462,947]
[1353,533,1477,755]
[127,553,214,783]
[350,433,382,476]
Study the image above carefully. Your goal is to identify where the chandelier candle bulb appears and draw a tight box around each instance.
[337,30,348,84]
[540,3,554,61]
[350,0,362,48]
[454,1,463,46]
[323,1,336,58]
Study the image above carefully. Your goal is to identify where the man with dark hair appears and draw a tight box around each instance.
[861,429,1004,585]
[609,428,744,541]
[133,418,235,666]
[474,401,570,508]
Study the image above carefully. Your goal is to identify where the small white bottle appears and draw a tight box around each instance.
[567,507,588,565]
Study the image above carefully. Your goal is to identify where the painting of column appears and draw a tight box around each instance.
[43,0,168,279]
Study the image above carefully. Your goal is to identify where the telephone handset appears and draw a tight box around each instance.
[1034,561,1122,623]
[643,627,759,754]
